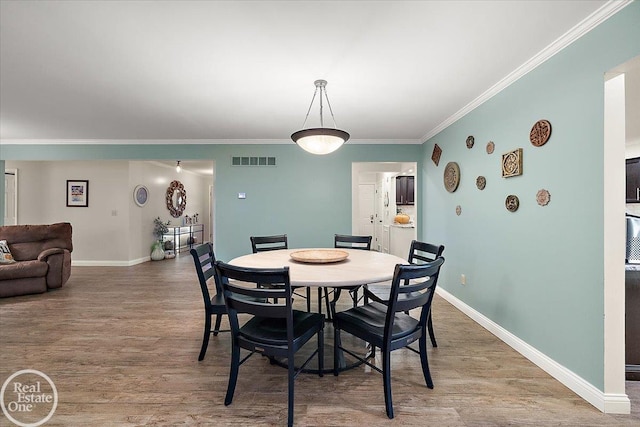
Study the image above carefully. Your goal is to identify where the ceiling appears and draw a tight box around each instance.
[0,1,618,144]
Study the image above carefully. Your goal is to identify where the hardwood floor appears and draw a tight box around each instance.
[1,253,639,426]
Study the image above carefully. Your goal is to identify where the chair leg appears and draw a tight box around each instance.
[324,287,333,321]
[419,333,434,389]
[351,287,358,307]
[198,314,212,361]
[382,347,394,419]
[333,326,340,376]
[318,326,324,377]
[224,342,240,406]
[427,311,437,348]
[306,287,311,312]
[287,350,295,427]
[212,314,223,336]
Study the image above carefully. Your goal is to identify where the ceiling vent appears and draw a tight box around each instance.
[231,156,276,167]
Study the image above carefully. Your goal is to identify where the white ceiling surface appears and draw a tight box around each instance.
[0,1,615,144]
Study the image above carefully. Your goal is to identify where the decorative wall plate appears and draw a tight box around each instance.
[502,148,523,178]
[536,189,551,206]
[444,162,460,193]
[476,176,486,190]
[456,205,462,216]
[530,119,552,147]
[133,185,148,207]
[466,135,475,149]
[505,195,520,212]
[432,143,442,166]
[486,141,495,154]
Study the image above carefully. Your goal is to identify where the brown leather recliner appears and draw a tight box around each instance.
[0,222,73,298]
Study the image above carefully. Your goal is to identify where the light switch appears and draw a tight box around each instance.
[238,193,246,199]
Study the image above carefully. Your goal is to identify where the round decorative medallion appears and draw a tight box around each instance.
[530,119,552,147]
[133,185,148,207]
[466,135,475,149]
[456,205,462,216]
[476,176,486,190]
[486,141,495,154]
[505,195,520,212]
[536,189,551,206]
[443,162,460,193]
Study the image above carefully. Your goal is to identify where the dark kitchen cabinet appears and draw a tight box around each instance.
[627,158,640,203]
[396,176,414,205]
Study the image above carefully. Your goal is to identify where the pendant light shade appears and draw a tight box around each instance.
[291,80,349,155]
[176,161,182,173]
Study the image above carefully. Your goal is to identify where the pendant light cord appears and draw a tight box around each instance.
[299,84,339,129]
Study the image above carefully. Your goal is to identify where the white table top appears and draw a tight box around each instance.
[228,248,407,288]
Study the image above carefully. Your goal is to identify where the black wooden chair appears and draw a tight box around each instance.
[215,261,324,427]
[333,257,445,419]
[189,243,228,361]
[366,240,445,347]
[324,234,372,318]
[250,234,289,253]
[250,234,311,309]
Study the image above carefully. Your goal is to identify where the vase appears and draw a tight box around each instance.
[151,242,165,261]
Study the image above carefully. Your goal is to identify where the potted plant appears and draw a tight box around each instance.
[151,217,170,261]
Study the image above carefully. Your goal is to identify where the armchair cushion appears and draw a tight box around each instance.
[0,260,48,280]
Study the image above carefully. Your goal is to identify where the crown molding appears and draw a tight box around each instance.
[0,138,422,146]
[421,0,634,143]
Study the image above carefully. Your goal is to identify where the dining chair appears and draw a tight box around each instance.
[331,234,372,313]
[333,257,445,419]
[215,260,324,427]
[250,234,289,253]
[365,240,445,347]
[250,234,311,310]
[189,243,228,361]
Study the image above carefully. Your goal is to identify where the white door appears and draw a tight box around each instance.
[4,170,17,225]
[358,184,375,239]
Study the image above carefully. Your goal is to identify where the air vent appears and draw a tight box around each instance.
[231,156,277,167]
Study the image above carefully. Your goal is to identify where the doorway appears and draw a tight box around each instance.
[351,162,417,253]
[605,54,640,413]
[3,169,17,225]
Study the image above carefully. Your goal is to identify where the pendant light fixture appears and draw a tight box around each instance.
[175,161,182,173]
[291,79,350,155]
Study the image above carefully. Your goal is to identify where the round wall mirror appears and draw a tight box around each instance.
[166,180,186,218]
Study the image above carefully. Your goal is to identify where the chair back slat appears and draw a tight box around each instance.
[190,243,218,308]
[335,234,372,250]
[250,234,288,253]
[215,261,291,320]
[408,240,445,265]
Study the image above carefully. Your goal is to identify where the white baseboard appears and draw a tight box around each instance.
[435,287,631,414]
[72,256,149,267]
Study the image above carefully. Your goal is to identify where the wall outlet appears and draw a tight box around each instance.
[461,274,466,285]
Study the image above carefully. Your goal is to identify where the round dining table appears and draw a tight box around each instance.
[228,248,408,373]
[229,248,407,288]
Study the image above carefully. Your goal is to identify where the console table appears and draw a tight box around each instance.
[163,224,204,254]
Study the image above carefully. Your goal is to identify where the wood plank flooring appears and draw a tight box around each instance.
[1,253,639,426]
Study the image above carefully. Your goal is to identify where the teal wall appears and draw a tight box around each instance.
[421,2,640,390]
[1,1,638,395]
[0,143,422,260]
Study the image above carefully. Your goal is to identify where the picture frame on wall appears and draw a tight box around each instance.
[66,180,89,207]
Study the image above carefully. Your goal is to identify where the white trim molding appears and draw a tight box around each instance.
[422,0,634,142]
[436,287,631,414]
[72,257,149,267]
